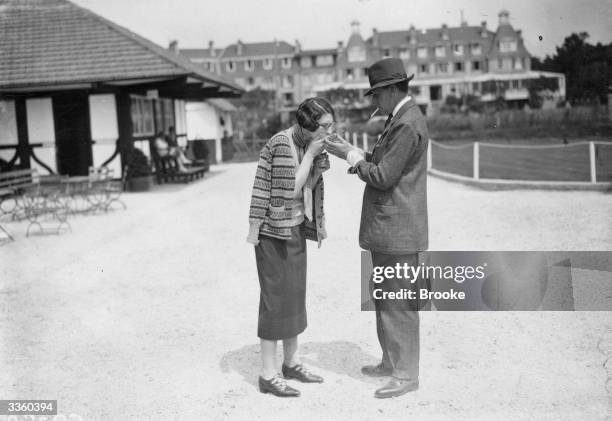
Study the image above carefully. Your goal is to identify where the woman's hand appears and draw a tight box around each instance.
[306,137,325,157]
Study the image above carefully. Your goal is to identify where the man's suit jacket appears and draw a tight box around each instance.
[353,97,429,254]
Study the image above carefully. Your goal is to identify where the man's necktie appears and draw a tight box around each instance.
[384,113,393,130]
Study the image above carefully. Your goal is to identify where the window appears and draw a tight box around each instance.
[399,48,410,59]
[281,75,293,88]
[511,79,520,89]
[245,60,254,71]
[300,56,312,68]
[263,58,273,70]
[435,45,446,58]
[503,58,512,70]
[0,100,17,145]
[130,97,155,136]
[315,55,334,66]
[363,67,369,76]
[281,57,291,69]
[514,58,523,70]
[454,62,464,72]
[417,47,427,59]
[345,68,354,79]
[348,46,366,62]
[436,63,448,73]
[453,44,464,55]
[473,60,481,71]
[471,43,481,55]
[383,48,391,57]
[500,38,517,53]
[247,77,255,86]
[226,61,235,72]
[262,76,274,89]
[154,98,174,134]
[419,64,428,74]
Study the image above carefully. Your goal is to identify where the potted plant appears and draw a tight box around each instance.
[125,148,153,192]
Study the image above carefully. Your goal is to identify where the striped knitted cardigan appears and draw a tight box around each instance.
[248,127,327,245]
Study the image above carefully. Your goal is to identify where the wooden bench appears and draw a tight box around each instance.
[149,139,208,184]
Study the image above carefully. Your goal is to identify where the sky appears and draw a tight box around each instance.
[73,0,612,59]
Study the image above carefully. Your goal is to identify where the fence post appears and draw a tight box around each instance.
[352,132,358,147]
[473,142,479,180]
[427,139,432,170]
[363,133,368,151]
[589,141,597,183]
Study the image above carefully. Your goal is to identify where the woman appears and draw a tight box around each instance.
[247,97,335,397]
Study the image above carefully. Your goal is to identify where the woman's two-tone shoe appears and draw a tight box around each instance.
[282,363,324,383]
[258,375,300,397]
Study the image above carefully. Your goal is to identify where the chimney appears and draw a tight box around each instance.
[237,39,243,56]
[208,40,215,57]
[498,10,510,26]
[337,40,344,53]
[295,39,301,53]
[480,21,488,38]
[409,24,417,44]
[441,23,449,40]
[461,11,468,26]
[168,40,178,54]
[372,28,379,47]
[350,20,360,35]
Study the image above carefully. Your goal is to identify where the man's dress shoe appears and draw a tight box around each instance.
[258,375,300,397]
[375,377,419,399]
[361,363,393,377]
[282,364,324,383]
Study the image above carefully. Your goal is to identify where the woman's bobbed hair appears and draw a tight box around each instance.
[296,97,335,132]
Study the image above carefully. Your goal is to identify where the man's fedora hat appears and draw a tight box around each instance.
[365,58,414,96]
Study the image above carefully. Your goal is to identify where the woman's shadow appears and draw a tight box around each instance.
[220,341,383,387]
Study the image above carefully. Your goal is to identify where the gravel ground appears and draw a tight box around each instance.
[1,158,611,420]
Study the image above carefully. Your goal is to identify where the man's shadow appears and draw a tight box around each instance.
[220,341,383,387]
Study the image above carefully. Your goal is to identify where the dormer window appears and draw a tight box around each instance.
[500,38,517,53]
[263,58,273,70]
[383,48,391,57]
[226,61,235,72]
[348,46,366,62]
[453,44,464,55]
[245,59,254,71]
[281,57,291,69]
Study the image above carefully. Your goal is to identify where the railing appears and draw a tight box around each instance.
[429,140,612,184]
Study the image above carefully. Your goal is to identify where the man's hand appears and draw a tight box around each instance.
[324,135,353,160]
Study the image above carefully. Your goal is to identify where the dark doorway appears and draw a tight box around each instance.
[430,85,442,101]
[53,92,92,175]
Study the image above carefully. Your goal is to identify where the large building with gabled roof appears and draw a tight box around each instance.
[182,10,565,117]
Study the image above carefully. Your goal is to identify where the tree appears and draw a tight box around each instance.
[532,32,612,104]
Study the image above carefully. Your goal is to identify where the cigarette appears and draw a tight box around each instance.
[369,108,379,120]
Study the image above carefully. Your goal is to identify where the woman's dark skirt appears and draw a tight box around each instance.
[255,224,307,340]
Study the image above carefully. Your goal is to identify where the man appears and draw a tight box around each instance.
[325,58,429,399]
